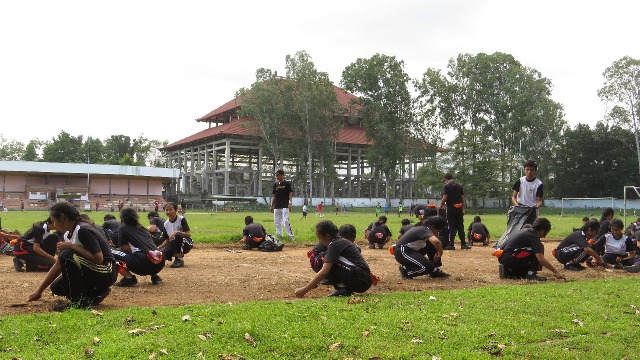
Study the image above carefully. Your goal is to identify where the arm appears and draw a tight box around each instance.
[57,242,104,264]
[440,194,447,209]
[32,243,56,262]
[511,190,519,206]
[428,236,444,263]
[535,253,565,279]
[28,260,62,301]
[295,262,334,298]
[535,197,543,208]
[270,194,276,213]
[148,224,158,233]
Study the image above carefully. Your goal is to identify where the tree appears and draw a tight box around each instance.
[598,56,640,178]
[42,131,85,163]
[0,136,25,161]
[341,54,414,205]
[22,140,42,161]
[415,52,566,204]
[239,51,341,203]
[82,137,105,164]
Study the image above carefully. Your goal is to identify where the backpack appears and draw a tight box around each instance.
[258,235,284,252]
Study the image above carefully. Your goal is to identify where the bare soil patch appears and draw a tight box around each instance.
[1,240,632,316]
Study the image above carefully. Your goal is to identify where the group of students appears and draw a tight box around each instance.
[7,201,194,311]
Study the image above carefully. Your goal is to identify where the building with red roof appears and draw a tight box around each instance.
[162,85,424,204]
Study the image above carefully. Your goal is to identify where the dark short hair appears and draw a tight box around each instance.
[120,207,139,226]
[148,211,159,219]
[473,216,481,223]
[532,217,552,235]
[103,214,116,221]
[582,220,600,232]
[275,169,285,176]
[610,218,624,229]
[424,216,446,231]
[523,160,538,170]
[245,215,254,225]
[378,215,387,223]
[444,173,453,180]
[338,224,357,240]
[401,219,411,226]
[316,220,338,238]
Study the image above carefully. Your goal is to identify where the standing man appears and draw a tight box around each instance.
[511,160,544,216]
[271,169,295,240]
[154,199,159,213]
[440,173,469,250]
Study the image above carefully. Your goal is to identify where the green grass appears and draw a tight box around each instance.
[2,278,640,359]
[0,208,609,244]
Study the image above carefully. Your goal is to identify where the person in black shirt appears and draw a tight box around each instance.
[295,220,372,297]
[112,207,165,286]
[555,220,607,271]
[102,214,120,247]
[394,216,449,279]
[147,211,166,246]
[240,216,268,250]
[27,202,117,311]
[271,169,294,240]
[365,216,392,249]
[398,218,413,240]
[497,218,565,281]
[440,173,469,250]
[594,208,614,251]
[467,216,490,246]
[13,219,60,272]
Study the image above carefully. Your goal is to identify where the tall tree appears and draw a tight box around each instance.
[416,52,566,204]
[22,140,42,161]
[103,135,134,164]
[42,131,85,163]
[82,136,105,164]
[239,51,341,203]
[597,56,640,178]
[341,54,414,205]
[0,136,25,161]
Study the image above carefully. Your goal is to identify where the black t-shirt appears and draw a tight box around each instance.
[596,219,611,240]
[556,230,589,251]
[102,219,121,234]
[118,224,158,252]
[243,222,266,239]
[396,226,434,247]
[76,223,115,263]
[323,237,369,271]
[367,223,392,240]
[502,229,544,254]
[443,181,464,206]
[399,224,413,236]
[469,222,489,237]
[149,216,166,234]
[272,181,293,209]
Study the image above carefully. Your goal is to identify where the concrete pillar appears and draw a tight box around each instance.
[257,147,263,196]
[224,139,231,195]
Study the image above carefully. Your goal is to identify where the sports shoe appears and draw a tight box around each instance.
[368,244,375,249]
[90,288,111,306]
[241,244,251,250]
[499,264,506,279]
[624,265,640,273]
[170,258,184,268]
[13,257,24,272]
[613,263,624,270]
[377,244,384,249]
[328,288,353,297]
[151,274,162,285]
[320,279,332,285]
[430,270,451,278]
[443,246,456,251]
[564,263,583,271]
[526,273,547,281]
[399,265,412,280]
[585,258,596,268]
[115,276,138,287]
[461,245,472,250]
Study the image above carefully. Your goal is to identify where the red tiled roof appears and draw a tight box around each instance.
[196,85,358,123]
[164,119,371,150]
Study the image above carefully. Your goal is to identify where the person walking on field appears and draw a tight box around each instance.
[316,201,324,217]
[271,169,295,240]
[440,173,469,250]
[512,160,544,217]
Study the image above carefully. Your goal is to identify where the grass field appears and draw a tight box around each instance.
[0,207,600,244]
[2,208,640,358]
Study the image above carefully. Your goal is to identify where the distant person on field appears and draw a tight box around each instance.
[295,220,372,298]
[158,202,193,268]
[301,202,308,220]
[154,199,160,212]
[398,203,403,217]
[467,216,490,246]
[394,216,450,279]
[270,169,294,240]
[240,216,267,250]
[316,201,324,217]
[146,211,166,246]
[384,204,389,215]
[365,215,392,249]
[511,160,543,217]
[375,203,381,217]
[496,218,565,281]
[555,219,608,271]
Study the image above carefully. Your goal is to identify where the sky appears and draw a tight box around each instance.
[1,0,638,146]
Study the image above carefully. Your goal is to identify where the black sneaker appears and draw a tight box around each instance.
[328,288,353,297]
[526,273,547,281]
[90,288,111,306]
[564,264,583,271]
[13,257,24,272]
[377,244,384,249]
[170,258,184,268]
[461,245,472,250]
[241,244,251,250]
[624,265,640,273]
[443,246,456,251]
[430,270,451,278]
[399,265,412,280]
[115,276,138,287]
[151,274,162,285]
[613,263,624,270]
[368,244,375,249]
[499,264,507,279]
[320,279,332,285]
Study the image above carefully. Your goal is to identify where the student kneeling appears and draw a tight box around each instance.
[394,216,450,279]
[296,220,372,297]
[240,216,268,250]
[112,207,165,287]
